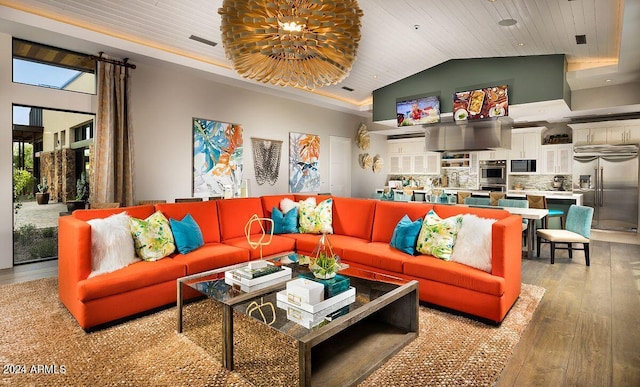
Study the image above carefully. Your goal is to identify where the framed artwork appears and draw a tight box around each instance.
[289,132,320,193]
[251,137,282,186]
[192,118,243,197]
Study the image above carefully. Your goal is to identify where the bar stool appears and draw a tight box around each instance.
[527,195,565,229]
[457,191,471,204]
[489,192,506,206]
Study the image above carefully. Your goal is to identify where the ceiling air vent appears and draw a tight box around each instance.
[341,86,354,92]
[575,34,587,45]
[189,35,218,47]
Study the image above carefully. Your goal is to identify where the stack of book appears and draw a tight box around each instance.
[224,263,292,293]
[275,275,355,329]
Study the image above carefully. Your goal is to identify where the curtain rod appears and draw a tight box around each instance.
[90,52,136,69]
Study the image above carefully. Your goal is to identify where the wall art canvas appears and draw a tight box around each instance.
[193,118,243,197]
[251,137,282,186]
[289,132,320,193]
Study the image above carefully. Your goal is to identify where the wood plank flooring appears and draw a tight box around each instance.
[1,238,639,386]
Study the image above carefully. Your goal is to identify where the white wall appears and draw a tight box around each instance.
[0,32,388,268]
[130,61,387,201]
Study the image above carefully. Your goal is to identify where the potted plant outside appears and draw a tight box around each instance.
[66,172,89,212]
[35,177,50,205]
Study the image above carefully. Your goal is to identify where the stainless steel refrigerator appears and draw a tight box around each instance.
[573,144,639,231]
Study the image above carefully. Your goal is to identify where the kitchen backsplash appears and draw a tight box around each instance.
[509,174,572,191]
[387,169,479,190]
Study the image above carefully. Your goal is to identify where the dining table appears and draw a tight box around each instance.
[499,207,549,257]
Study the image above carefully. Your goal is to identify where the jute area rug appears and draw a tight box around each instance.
[0,278,544,386]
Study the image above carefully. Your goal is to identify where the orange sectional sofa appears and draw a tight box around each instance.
[58,195,522,330]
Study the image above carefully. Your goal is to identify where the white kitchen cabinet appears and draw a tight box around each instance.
[388,138,438,174]
[541,144,572,174]
[425,152,441,174]
[606,126,640,144]
[477,149,508,161]
[573,128,607,145]
[509,130,541,160]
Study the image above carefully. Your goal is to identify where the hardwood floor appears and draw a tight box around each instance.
[1,237,639,386]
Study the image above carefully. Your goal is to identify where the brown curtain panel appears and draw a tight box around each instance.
[93,60,135,206]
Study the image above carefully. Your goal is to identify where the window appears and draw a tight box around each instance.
[73,120,94,142]
[12,38,96,94]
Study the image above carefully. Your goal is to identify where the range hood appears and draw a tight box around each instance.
[425,116,513,152]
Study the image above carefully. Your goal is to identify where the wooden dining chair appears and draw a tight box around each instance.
[457,191,471,204]
[536,204,594,266]
[489,192,506,206]
[175,198,203,203]
[527,195,565,229]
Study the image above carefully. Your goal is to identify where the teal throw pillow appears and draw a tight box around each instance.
[169,213,204,254]
[272,207,299,234]
[390,214,422,255]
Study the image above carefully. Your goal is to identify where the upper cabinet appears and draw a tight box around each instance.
[509,129,542,160]
[388,138,440,175]
[477,149,509,161]
[572,120,640,146]
[541,144,572,174]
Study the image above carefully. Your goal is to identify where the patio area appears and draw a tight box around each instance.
[14,200,69,229]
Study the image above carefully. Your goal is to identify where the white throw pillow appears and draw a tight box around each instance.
[450,214,496,272]
[87,212,139,278]
[280,197,316,214]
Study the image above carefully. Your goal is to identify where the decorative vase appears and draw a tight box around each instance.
[309,233,341,279]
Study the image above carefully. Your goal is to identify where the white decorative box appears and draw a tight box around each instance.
[286,278,325,305]
[276,286,356,314]
[276,287,356,329]
[224,266,292,293]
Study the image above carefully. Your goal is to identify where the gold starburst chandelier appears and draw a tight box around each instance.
[218,0,363,89]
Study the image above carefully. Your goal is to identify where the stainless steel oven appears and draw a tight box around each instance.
[479,184,507,192]
[479,160,506,186]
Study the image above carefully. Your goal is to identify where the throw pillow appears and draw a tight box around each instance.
[390,214,422,255]
[272,206,299,234]
[129,210,176,261]
[87,212,139,278]
[280,197,316,214]
[450,214,496,272]
[169,213,204,254]
[416,209,463,260]
[299,198,333,234]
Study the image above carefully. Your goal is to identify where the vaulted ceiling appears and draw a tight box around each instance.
[1,0,638,120]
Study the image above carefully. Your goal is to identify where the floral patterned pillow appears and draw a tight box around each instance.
[129,211,176,261]
[416,209,463,260]
[299,198,333,234]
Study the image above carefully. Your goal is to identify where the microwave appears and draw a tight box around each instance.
[511,159,537,173]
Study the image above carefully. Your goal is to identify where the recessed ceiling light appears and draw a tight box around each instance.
[518,42,525,46]
[605,79,612,83]
[498,19,517,27]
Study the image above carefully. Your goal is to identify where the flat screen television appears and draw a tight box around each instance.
[453,85,509,121]
[396,95,440,127]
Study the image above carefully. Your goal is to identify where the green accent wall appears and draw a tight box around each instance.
[373,54,569,122]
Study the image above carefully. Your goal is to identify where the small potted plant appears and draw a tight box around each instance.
[309,233,341,279]
[35,177,50,205]
[66,172,89,212]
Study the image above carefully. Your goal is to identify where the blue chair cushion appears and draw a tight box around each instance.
[548,209,565,216]
[390,214,422,255]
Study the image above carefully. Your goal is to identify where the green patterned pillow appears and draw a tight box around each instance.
[129,211,176,261]
[416,209,463,260]
[299,198,333,234]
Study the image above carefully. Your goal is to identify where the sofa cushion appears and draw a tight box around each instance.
[403,256,505,297]
[73,204,155,222]
[390,214,422,255]
[222,235,295,259]
[332,197,376,240]
[371,201,433,243]
[77,258,186,302]
[130,211,176,261]
[217,198,266,240]
[272,207,299,234]
[87,212,139,278]
[156,201,221,243]
[169,214,205,254]
[433,204,510,221]
[450,214,496,273]
[343,242,411,273]
[299,198,333,234]
[416,210,462,260]
[172,243,250,275]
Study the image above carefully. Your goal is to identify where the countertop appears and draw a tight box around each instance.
[406,187,583,203]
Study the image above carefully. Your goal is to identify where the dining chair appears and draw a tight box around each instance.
[489,192,506,206]
[457,191,471,204]
[175,197,203,203]
[536,204,594,266]
[464,197,491,206]
[393,190,412,202]
[526,195,565,229]
[498,198,529,245]
[137,199,167,205]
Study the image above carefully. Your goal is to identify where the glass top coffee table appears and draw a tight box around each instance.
[177,253,419,386]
